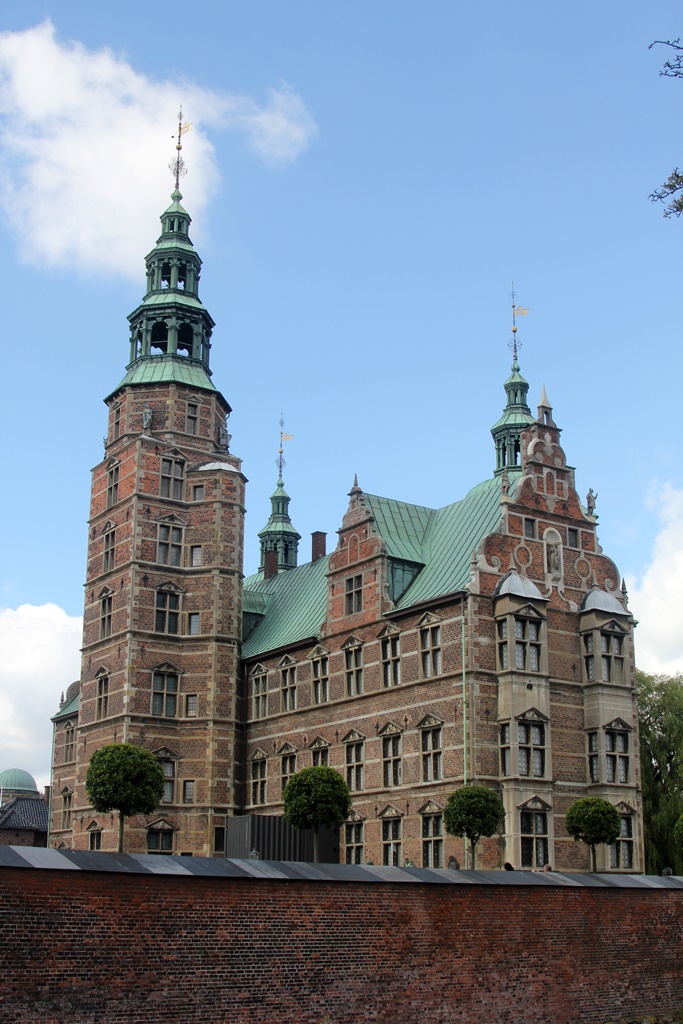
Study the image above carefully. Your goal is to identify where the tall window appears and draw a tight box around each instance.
[500,723,511,776]
[102,528,116,573]
[312,746,329,767]
[281,753,297,795]
[185,694,198,717]
[420,625,441,678]
[112,405,121,440]
[62,793,73,830]
[187,613,200,635]
[64,722,75,762]
[312,656,329,704]
[100,593,112,639]
[382,735,402,787]
[500,618,541,671]
[251,758,266,805]
[345,575,363,615]
[160,760,175,803]
[382,635,401,687]
[346,741,364,791]
[281,664,296,712]
[183,780,195,804]
[155,590,180,634]
[160,458,184,500]
[518,720,545,777]
[89,830,102,851]
[252,672,268,719]
[152,670,178,717]
[345,821,364,864]
[96,675,109,720]
[382,817,402,866]
[190,545,202,567]
[193,484,205,501]
[422,726,442,782]
[588,732,600,782]
[158,525,182,566]
[520,811,549,868]
[186,403,198,435]
[605,728,629,783]
[345,646,363,696]
[106,465,119,508]
[422,813,443,867]
[147,829,173,855]
[584,632,624,683]
[610,815,634,869]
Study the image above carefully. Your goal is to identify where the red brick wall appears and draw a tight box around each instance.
[1,868,682,1024]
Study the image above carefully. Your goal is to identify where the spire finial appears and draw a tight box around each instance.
[170,107,192,196]
[277,414,293,483]
[508,283,529,367]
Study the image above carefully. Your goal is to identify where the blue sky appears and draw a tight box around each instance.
[1,2,682,781]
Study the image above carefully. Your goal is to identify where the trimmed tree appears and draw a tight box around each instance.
[444,785,505,869]
[85,743,165,853]
[565,797,620,872]
[283,766,352,863]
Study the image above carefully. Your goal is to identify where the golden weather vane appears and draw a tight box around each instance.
[277,414,293,481]
[509,282,530,363]
[170,107,193,191]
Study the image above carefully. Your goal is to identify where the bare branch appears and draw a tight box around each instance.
[649,38,683,77]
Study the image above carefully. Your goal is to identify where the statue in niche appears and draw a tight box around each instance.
[142,403,153,431]
[218,417,231,451]
[586,488,597,515]
[547,539,561,575]
[501,469,510,497]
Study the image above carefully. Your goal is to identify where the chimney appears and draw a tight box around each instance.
[43,785,51,805]
[264,549,279,580]
[311,531,327,563]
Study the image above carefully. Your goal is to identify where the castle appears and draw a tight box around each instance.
[50,180,642,871]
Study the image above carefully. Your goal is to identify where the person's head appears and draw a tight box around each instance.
[543,864,553,872]
[504,861,513,871]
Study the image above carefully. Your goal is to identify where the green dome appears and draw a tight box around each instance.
[0,768,38,792]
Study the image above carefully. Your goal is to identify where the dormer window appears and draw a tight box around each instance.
[498,616,541,672]
[584,632,624,682]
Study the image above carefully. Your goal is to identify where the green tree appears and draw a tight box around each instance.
[443,785,505,869]
[638,670,683,874]
[649,39,683,216]
[565,797,620,872]
[283,766,352,863]
[85,743,165,853]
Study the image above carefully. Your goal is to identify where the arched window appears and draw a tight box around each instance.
[177,323,193,357]
[160,262,171,289]
[177,262,186,290]
[151,321,168,354]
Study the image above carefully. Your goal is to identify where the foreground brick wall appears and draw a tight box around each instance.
[1,859,682,1024]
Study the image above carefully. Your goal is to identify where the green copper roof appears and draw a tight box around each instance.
[135,292,207,310]
[360,494,434,563]
[242,555,330,659]
[52,689,80,721]
[0,768,38,792]
[108,357,217,398]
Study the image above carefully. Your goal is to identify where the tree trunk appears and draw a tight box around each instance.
[590,843,597,873]
[470,839,477,870]
[118,811,125,853]
[313,826,319,863]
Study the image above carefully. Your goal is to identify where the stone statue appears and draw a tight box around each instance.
[501,469,510,497]
[547,541,561,574]
[142,403,153,431]
[586,488,597,515]
[218,418,231,451]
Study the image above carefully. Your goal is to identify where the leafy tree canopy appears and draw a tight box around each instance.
[638,670,683,874]
[85,744,165,851]
[283,766,352,834]
[565,797,620,871]
[650,40,683,216]
[443,785,505,868]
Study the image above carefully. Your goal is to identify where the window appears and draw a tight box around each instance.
[382,635,401,687]
[281,664,296,712]
[193,484,205,501]
[152,671,178,717]
[186,403,198,435]
[588,731,599,782]
[518,720,546,777]
[524,518,536,539]
[610,815,634,869]
[420,625,441,678]
[160,458,184,500]
[160,760,175,803]
[183,780,195,804]
[89,830,102,851]
[345,646,363,696]
[422,726,442,782]
[214,826,226,854]
[102,528,116,573]
[96,675,109,720]
[281,753,297,795]
[422,813,443,868]
[500,723,511,776]
[155,590,180,634]
[568,527,579,548]
[100,593,112,639]
[252,673,268,719]
[188,613,200,635]
[312,656,329,704]
[382,817,402,866]
[383,735,402,787]
[312,746,329,767]
[62,793,73,830]
[345,575,363,615]
[605,728,629,783]
[112,406,121,440]
[158,525,182,566]
[585,632,624,683]
[185,694,197,717]
[190,545,202,567]
[251,758,266,805]
[64,722,75,762]
[345,821,364,864]
[147,829,173,854]
[346,741,364,791]
[106,465,119,508]
[521,811,548,868]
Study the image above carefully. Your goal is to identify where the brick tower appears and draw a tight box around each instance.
[50,177,246,856]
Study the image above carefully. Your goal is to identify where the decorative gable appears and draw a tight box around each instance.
[342,729,365,743]
[249,662,268,677]
[341,635,363,650]
[309,736,329,750]
[156,580,186,594]
[515,707,549,723]
[378,804,403,819]
[151,662,181,676]
[152,745,181,761]
[347,808,365,822]
[155,512,188,527]
[102,520,116,534]
[378,721,402,737]
[277,654,296,669]
[603,619,628,635]
[615,801,636,815]
[416,611,441,628]
[517,795,552,812]
[417,713,443,730]
[249,748,268,762]
[86,819,101,833]
[418,800,442,815]
[604,717,632,732]
[308,644,330,660]
[278,741,298,755]
[377,622,400,639]
[145,817,178,832]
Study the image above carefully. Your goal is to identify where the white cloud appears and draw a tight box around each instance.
[0,21,317,278]
[0,604,82,790]
[627,483,683,676]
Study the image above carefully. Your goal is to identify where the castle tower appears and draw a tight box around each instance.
[50,145,247,855]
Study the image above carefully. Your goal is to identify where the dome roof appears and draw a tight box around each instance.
[494,571,545,601]
[0,768,38,792]
[581,588,625,614]
[196,461,238,472]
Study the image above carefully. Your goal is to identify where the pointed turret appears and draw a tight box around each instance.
[258,477,301,572]
[490,351,535,474]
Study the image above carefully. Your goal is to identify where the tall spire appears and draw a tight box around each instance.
[490,287,535,475]
[258,418,300,572]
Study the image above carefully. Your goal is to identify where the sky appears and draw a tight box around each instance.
[1,2,682,787]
